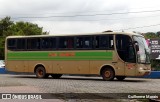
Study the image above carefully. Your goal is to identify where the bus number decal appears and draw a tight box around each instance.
[48,53,57,57]
[48,52,75,57]
[59,52,75,57]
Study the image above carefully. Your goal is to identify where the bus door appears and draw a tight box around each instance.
[116,35,136,76]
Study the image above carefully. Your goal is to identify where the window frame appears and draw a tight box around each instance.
[7,34,115,51]
[40,37,57,50]
[7,38,17,50]
[26,38,41,51]
[116,34,136,63]
[16,38,26,50]
[75,35,93,50]
[57,36,75,50]
[94,34,114,50]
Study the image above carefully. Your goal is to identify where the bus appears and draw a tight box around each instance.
[5,31,151,81]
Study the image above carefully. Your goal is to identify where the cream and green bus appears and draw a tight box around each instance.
[5,31,151,81]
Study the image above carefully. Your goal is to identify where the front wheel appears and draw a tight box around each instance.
[116,76,126,81]
[101,68,115,81]
[35,66,49,78]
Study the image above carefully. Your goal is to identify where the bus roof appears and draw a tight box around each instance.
[6,32,143,39]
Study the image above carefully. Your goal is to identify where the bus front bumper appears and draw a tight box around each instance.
[137,69,151,76]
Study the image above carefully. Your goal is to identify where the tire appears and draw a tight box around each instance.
[101,68,115,81]
[35,66,49,78]
[51,74,62,79]
[116,76,126,81]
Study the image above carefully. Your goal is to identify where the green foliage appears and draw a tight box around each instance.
[0,17,13,36]
[156,31,160,37]
[0,16,48,59]
[144,32,157,39]
[8,22,42,36]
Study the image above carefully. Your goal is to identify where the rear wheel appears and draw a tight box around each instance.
[35,66,49,78]
[51,74,62,79]
[101,68,115,81]
[116,76,126,81]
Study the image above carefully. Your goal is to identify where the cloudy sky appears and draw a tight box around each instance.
[1,0,160,34]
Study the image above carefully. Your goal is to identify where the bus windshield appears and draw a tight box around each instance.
[133,36,150,64]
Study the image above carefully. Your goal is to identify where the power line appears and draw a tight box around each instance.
[87,14,160,22]
[6,6,160,16]
[114,23,160,31]
[12,9,160,19]
[30,14,160,22]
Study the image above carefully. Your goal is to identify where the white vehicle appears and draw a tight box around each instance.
[0,60,5,68]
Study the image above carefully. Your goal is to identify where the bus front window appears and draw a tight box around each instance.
[133,36,150,64]
[116,35,136,63]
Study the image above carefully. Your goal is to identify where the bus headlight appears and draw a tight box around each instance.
[139,67,143,70]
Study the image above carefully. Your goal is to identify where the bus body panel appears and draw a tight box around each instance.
[136,64,151,76]
[5,32,151,78]
[51,60,89,74]
[6,61,28,72]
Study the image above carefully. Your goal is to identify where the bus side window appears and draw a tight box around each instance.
[51,38,57,49]
[76,36,92,49]
[17,39,26,50]
[76,37,83,48]
[59,37,66,49]
[95,35,113,49]
[41,38,49,49]
[83,36,92,49]
[58,37,74,49]
[116,35,135,63]
[109,36,114,49]
[7,38,17,50]
[66,37,74,49]
[95,36,99,48]
[100,36,109,49]
[27,38,40,50]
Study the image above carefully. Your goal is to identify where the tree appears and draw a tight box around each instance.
[0,17,48,59]
[4,21,49,36]
[0,17,13,59]
[0,17,13,36]
[156,31,160,37]
[144,32,157,39]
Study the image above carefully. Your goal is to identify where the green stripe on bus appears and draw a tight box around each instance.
[7,58,112,61]
[7,51,113,61]
[7,52,112,57]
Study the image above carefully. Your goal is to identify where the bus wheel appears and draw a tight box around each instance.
[51,74,62,79]
[35,66,49,78]
[101,68,115,81]
[116,76,126,81]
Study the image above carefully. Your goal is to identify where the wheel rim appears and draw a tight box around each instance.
[105,71,111,78]
[38,70,43,77]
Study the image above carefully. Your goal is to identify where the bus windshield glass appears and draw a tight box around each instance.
[133,35,150,64]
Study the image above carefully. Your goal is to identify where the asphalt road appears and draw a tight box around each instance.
[0,74,159,102]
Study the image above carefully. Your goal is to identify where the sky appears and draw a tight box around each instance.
[1,0,160,34]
